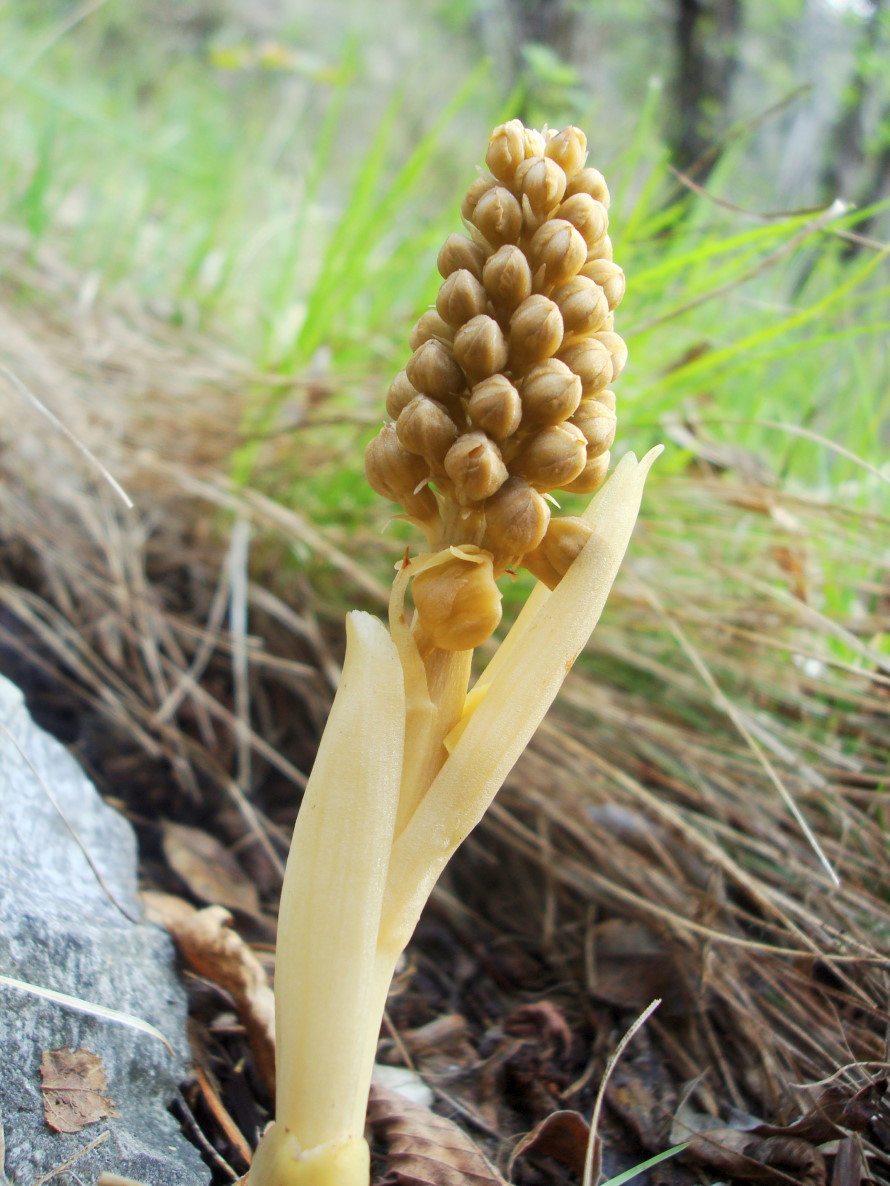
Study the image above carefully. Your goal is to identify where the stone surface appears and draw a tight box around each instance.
[0,674,210,1184]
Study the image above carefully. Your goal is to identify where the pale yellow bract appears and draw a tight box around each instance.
[247,120,661,1186]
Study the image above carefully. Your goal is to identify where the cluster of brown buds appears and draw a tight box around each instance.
[365,119,627,650]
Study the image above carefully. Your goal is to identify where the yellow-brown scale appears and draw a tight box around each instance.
[365,120,627,650]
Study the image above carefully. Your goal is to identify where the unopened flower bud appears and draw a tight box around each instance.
[592,331,628,381]
[523,127,546,157]
[543,126,588,178]
[485,119,527,183]
[509,295,564,366]
[453,314,508,383]
[409,310,453,352]
[396,395,459,470]
[580,259,625,310]
[438,233,487,281]
[528,218,588,288]
[597,388,616,412]
[436,268,489,328]
[569,398,617,451]
[559,449,610,494]
[514,156,567,217]
[406,338,466,401]
[365,423,438,520]
[461,174,497,222]
[482,245,533,315]
[558,338,614,396]
[586,235,613,261]
[412,549,503,650]
[564,167,610,208]
[466,375,522,439]
[472,186,523,247]
[523,516,595,589]
[386,369,420,419]
[443,431,508,505]
[482,475,550,561]
[552,276,610,337]
[556,193,609,249]
[512,422,587,491]
[518,359,582,425]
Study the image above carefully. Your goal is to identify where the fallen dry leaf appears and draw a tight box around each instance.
[161,820,261,916]
[143,893,276,1097]
[756,1078,888,1144]
[831,1135,868,1186]
[672,1096,826,1186]
[587,919,698,1015]
[368,1082,508,1186]
[508,1109,590,1179]
[40,1047,117,1134]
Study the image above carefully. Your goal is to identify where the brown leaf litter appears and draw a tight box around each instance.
[368,1082,509,1186]
[1,227,889,1183]
[40,1046,118,1134]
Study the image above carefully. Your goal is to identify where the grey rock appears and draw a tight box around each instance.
[0,675,210,1185]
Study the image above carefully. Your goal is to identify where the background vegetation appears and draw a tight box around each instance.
[1,0,887,498]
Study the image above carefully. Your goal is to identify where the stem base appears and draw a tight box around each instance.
[249,1124,370,1186]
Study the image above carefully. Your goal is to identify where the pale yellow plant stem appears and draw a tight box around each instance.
[249,611,405,1186]
[388,555,473,835]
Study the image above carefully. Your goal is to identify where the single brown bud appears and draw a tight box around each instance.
[406,338,466,401]
[569,398,617,451]
[512,422,587,491]
[443,431,508,505]
[551,276,610,337]
[543,127,588,178]
[437,233,487,281]
[557,338,614,396]
[436,268,489,328]
[408,310,453,352]
[579,259,625,310]
[509,295,564,366]
[485,119,527,183]
[527,219,588,288]
[472,186,523,247]
[592,331,628,381]
[564,167,610,208]
[412,549,503,650]
[364,423,438,520]
[586,235,613,261]
[461,174,498,222]
[556,193,609,249]
[466,375,522,439]
[482,245,533,315]
[518,359,582,426]
[483,475,550,561]
[523,516,595,589]
[559,449,610,494]
[453,314,509,383]
[514,156,567,217]
[396,395,459,470]
[386,369,420,420]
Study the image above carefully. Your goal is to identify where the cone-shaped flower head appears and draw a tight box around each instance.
[364,120,628,649]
